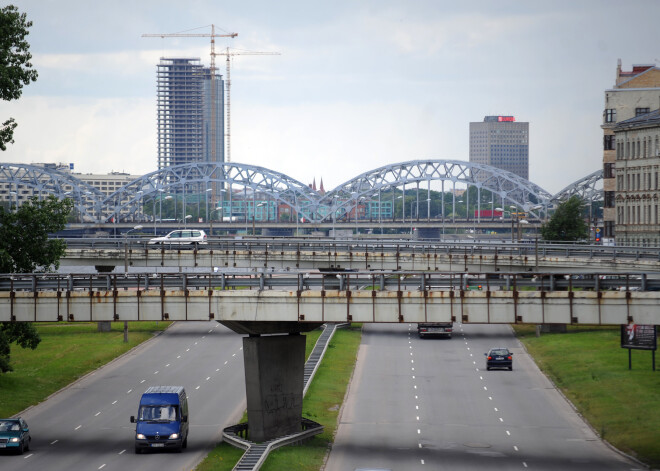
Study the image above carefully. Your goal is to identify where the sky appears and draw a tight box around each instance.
[3,0,660,194]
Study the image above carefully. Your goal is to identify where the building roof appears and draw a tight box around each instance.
[614,109,660,131]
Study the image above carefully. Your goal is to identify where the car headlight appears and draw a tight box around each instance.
[10,437,20,442]
[136,433,146,440]
[168,433,179,440]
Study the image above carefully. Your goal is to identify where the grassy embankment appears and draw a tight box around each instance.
[514,325,660,468]
[0,322,170,417]
[196,324,363,471]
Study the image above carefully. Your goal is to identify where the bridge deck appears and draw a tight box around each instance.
[1,272,658,325]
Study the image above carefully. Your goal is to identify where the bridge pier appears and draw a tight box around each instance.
[220,321,322,442]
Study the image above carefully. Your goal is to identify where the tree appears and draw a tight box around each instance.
[540,196,588,242]
[0,196,72,372]
[1,5,38,151]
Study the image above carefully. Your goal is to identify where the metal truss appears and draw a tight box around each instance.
[317,160,554,222]
[550,169,603,204]
[0,163,103,221]
[101,162,319,222]
[1,161,604,223]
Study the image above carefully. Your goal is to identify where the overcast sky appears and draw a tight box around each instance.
[4,0,660,194]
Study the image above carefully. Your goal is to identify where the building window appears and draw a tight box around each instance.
[604,135,615,150]
[604,191,615,208]
[604,162,615,179]
[604,109,616,123]
[635,107,650,116]
[604,220,615,237]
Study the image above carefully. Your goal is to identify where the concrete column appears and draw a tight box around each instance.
[242,333,306,442]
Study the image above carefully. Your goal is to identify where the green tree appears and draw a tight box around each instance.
[1,5,38,151]
[0,196,72,372]
[540,196,588,242]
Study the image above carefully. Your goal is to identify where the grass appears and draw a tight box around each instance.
[513,325,660,468]
[0,322,170,418]
[195,324,363,471]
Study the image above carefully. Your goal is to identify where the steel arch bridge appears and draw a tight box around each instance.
[99,162,320,223]
[550,169,603,204]
[317,160,554,222]
[0,163,103,221]
[0,160,602,223]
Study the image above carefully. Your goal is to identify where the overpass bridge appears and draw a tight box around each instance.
[2,270,658,443]
[60,238,660,274]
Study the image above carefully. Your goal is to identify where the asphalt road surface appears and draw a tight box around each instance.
[1,321,246,471]
[325,323,644,471]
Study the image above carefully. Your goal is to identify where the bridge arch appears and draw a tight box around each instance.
[0,163,103,221]
[101,162,319,223]
[315,160,553,222]
[551,169,603,204]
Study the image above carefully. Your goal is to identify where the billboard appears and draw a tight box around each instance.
[621,324,657,350]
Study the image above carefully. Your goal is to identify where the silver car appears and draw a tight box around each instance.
[149,230,208,247]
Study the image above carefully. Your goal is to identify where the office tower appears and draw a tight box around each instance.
[469,116,529,180]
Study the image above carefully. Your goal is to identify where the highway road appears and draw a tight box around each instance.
[1,321,246,471]
[325,323,643,471]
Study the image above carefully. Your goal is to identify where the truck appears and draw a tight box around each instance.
[130,386,189,454]
[417,322,453,339]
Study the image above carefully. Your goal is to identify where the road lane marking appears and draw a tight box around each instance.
[484,386,488,391]
[75,425,81,430]
[154,371,159,374]
[224,361,228,365]
[494,407,498,412]
[416,405,419,410]
[165,363,170,367]
[99,464,106,469]
[513,446,519,451]
[95,412,101,417]
[216,368,220,372]
[488,396,492,400]
[416,416,419,421]
[195,342,198,345]
[186,349,190,352]
[50,440,58,445]
[232,353,236,357]
[177,355,181,359]
[24,454,33,459]
[499,418,504,422]
[523,462,528,468]
[206,376,211,381]
[479,376,483,380]
[414,385,417,389]
[119,449,126,455]
[421,459,425,465]
[506,430,511,436]
[112,401,117,405]
[412,375,416,379]
[140,380,146,383]
[417,429,421,434]
[127,389,132,394]
[196,386,200,390]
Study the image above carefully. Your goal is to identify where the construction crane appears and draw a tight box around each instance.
[218,47,280,163]
[142,25,238,168]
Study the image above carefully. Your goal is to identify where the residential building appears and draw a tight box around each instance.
[469,116,529,180]
[613,109,660,247]
[601,60,660,244]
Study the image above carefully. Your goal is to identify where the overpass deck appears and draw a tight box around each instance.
[2,271,658,326]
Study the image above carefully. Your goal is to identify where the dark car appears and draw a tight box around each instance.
[0,418,31,454]
[485,348,513,371]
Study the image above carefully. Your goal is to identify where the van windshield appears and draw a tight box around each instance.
[138,405,178,422]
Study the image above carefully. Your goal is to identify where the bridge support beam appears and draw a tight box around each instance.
[242,333,306,442]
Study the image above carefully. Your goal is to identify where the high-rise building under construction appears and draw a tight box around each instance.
[156,58,224,170]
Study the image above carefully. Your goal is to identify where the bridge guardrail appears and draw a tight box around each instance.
[0,271,657,293]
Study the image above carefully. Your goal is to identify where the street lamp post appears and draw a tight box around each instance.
[124,225,143,274]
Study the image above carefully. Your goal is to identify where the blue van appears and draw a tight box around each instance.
[130,386,189,453]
